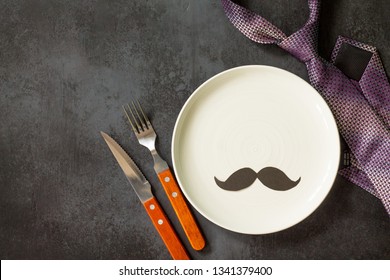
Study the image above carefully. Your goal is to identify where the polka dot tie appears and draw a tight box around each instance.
[221,0,390,215]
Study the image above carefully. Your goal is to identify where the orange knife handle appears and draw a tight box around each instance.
[143,197,190,260]
[157,168,206,251]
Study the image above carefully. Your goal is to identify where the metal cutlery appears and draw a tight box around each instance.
[123,101,206,251]
[100,131,189,260]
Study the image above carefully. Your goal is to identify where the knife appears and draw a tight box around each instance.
[100,131,189,260]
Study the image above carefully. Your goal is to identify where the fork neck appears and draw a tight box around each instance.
[151,149,169,173]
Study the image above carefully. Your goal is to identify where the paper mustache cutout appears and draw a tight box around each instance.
[214,167,301,191]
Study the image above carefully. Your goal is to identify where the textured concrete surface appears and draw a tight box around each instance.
[1,0,389,259]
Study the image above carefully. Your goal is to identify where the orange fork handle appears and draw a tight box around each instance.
[157,168,206,251]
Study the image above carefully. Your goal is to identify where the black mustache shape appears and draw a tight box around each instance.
[214,167,301,191]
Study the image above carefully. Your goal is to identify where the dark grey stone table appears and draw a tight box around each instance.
[1,0,389,260]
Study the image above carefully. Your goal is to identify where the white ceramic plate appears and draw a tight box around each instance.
[172,65,340,234]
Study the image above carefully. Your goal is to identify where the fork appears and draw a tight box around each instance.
[123,101,205,251]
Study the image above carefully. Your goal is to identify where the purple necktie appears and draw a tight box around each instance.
[221,0,390,215]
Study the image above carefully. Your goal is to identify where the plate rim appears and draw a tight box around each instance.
[171,64,340,234]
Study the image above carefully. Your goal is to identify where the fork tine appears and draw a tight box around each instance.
[131,100,147,130]
[122,105,138,133]
[136,100,151,127]
[127,103,142,132]
[126,103,143,133]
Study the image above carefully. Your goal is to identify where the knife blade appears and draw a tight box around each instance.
[100,131,189,260]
